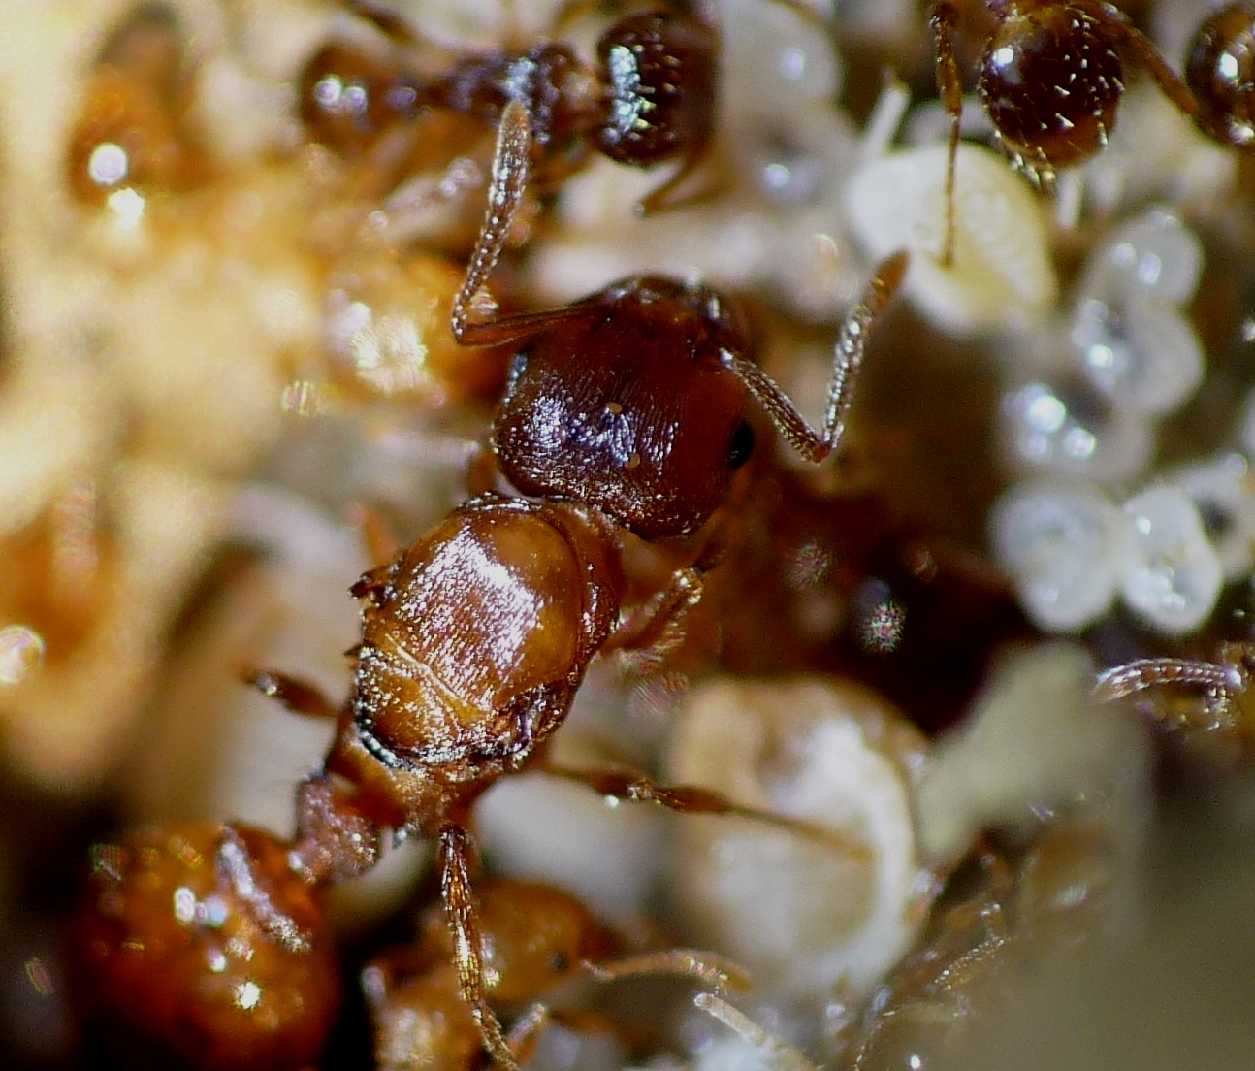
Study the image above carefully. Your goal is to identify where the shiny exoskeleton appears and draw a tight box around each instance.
[1185,3,1255,150]
[66,4,207,205]
[363,878,745,1070]
[242,101,905,1069]
[300,0,718,212]
[927,0,1203,260]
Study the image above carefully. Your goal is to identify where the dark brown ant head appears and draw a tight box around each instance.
[1185,3,1255,149]
[72,823,339,1070]
[593,12,717,168]
[424,880,618,1002]
[493,276,754,540]
[978,4,1124,171]
[299,40,408,154]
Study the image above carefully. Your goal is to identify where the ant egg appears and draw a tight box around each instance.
[666,676,935,1006]
[1079,209,1204,307]
[1120,486,1224,634]
[918,644,1151,863]
[844,143,1057,334]
[722,0,842,115]
[999,377,1153,482]
[1164,453,1255,582]
[989,482,1128,634]
[1071,294,1203,416]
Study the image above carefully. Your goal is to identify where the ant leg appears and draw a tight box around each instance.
[694,992,818,1071]
[438,824,518,1070]
[602,566,704,656]
[927,1,963,267]
[1072,0,1200,123]
[342,0,437,52]
[245,669,340,719]
[539,763,871,860]
[726,251,909,464]
[452,100,595,347]
[585,949,750,992]
[290,774,381,884]
[348,502,401,564]
[504,1002,551,1065]
[635,147,723,216]
[1093,656,1244,704]
[215,825,314,953]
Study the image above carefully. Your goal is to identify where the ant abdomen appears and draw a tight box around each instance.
[1185,3,1255,149]
[979,4,1123,171]
[350,496,623,779]
[72,823,338,1071]
[594,12,718,167]
[493,276,753,540]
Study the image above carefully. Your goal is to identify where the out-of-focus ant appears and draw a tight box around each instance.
[242,101,907,1068]
[1185,3,1255,150]
[926,0,1203,261]
[300,0,822,215]
[363,877,748,1070]
[1094,641,1255,752]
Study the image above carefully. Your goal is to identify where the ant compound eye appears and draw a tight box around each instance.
[727,421,755,470]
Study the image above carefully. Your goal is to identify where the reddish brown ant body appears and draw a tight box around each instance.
[300,0,724,214]
[1185,3,1255,150]
[927,0,1203,260]
[363,877,748,1070]
[243,100,906,1068]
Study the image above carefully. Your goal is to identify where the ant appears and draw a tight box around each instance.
[927,0,1203,262]
[70,777,379,1070]
[300,0,820,216]
[1185,3,1255,150]
[66,2,207,206]
[1094,641,1255,752]
[363,877,749,1069]
[243,100,907,1069]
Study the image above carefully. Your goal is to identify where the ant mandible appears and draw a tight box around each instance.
[301,0,721,214]
[363,877,749,1069]
[248,100,907,1069]
[1094,641,1255,753]
[1185,3,1255,150]
[927,0,1203,262]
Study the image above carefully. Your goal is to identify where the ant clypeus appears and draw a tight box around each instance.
[926,0,1203,262]
[1094,641,1255,753]
[242,100,908,1068]
[1185,3,1255,151]
[300,0,823,215]
[363,877,750,1069]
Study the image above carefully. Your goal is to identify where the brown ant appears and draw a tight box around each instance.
[1093,641,1255,752]
[363,877,749,1069]
[241,100,906,1069]
[70,777,379,1070]
[927,0,1203,262]
[66,3,207,206]
[300,0,821,216]
[1185,3,1255,150]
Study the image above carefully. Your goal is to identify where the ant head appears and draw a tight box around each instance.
[494,276,755,539]
[1186,4,1255,147]
[593,12,717,167]
[453,880,618,1002]
[299,39,401,154]
[978,4,1123,170]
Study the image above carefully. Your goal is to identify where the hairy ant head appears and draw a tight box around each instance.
[593,12,717,168]
[493,276,754,539]
[299,40,404,154]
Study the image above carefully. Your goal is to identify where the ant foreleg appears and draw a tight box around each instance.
[540,763,871,860]
[927,2,963,267]
[635,146,722,216]
[245,669,341,719]
[725,251,909,464]
[438,824,519,1070]
[451,100,595,346]
[348,502,402,564]
[290,774,381,884]
[602,566,704,658]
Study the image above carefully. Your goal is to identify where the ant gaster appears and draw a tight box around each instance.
[1185,3,1255,150]
[300,0,720,214]
[363,877,749,1070]
[250,100,906,1069]
[927,0,1203,262]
